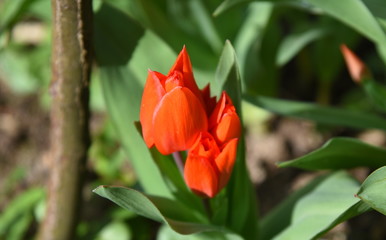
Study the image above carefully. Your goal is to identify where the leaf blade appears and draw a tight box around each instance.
[279,137,386,170]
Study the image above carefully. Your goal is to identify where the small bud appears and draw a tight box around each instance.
[340,44,371,83]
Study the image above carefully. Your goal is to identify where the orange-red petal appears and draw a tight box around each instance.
[184,152,219,198]
[340,44,371,83]
[209,92,241,145]
[140,70,166,147]
[201,84,216,115]
[215,138,238,191]
[168,46,205,109]
[211,112,241,145]
[152,87,208,155]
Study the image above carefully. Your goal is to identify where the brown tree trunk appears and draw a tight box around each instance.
[38,0,93,239]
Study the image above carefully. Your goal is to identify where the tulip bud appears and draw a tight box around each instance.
[340,44,371,83]
[184,132,238,198]
[209,92,241,146]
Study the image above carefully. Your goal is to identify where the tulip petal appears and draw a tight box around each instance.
[168,46,204,108]
[215,138,238,191]
[153,87,208,155]
[209,92,241,145]
[209,92,227,128]
[140,70,166,147]
[201,84,217,115]
[184,154,219,198]
[212,112,241,145]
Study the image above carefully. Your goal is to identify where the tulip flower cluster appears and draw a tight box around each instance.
[140,47,241,198]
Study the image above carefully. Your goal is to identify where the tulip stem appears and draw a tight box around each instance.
[172,151,184,174]
[203,198,212,219]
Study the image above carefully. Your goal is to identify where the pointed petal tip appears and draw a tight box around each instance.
[340,44,371,83]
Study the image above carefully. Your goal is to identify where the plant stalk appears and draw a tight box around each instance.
[38,0,93,239]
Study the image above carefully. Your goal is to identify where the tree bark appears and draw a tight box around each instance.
[38,0,92,239]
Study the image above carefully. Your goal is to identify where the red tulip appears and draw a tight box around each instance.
[184,132,238,198]
[140,47,208,155]
[209,91,241,146]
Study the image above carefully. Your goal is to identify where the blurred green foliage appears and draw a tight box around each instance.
[1,0,386,239]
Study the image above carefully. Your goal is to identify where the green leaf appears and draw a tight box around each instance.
[157,224,244,240]
[260,174,370,240]
[97,221,132,240]
[214,40,242,110]
[214,41,258,240]
[363,79,386,113]
[279,137,386,170]
[260,175,327,240]
[306,0,385,44]
[213,0,250,16]
[272,172,364,240]
[244,95,386,131]
[357,166,386,215]
[148,148,204,214]
[188,0,223,53]
[215,0,386,62]
[95,3,176,198]
[277,27,327,67]
[0,0,36,32]
[234,2,278,96]
[93,186,227,235]
[94,3,145,66]
[7,213,32,240]
[0,188,44,236]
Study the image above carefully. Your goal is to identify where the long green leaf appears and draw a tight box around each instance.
[215,0,386,62]
[214,41,258,240]
[244,95,386,131]
[277,27,327,67]
[357,166,386,215]
[93,186,229,235]
[260,174,370,240]
[215,0,385,43]
[157,224,244,240]
[0,188,44,235]
[279,137,386,170]
[260,175,327,240]
[95,3,174,198]
[273,172,363,240]
[234,2,275,95]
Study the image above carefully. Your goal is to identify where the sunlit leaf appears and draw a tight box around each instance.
[93,186,227,235]
[357,166,386,215]
[157,224,244,240]
[279,137,386,170]
[260,173,370,240]
[97,221,132,240]
[272,172,364,240]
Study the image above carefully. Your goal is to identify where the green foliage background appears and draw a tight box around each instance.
[0,0,386,239]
